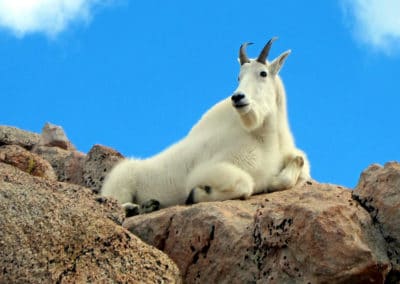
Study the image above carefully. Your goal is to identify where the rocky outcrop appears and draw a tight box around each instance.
[1,125,124,190]
[33,145,86,184]
[353,162,400,283]
[0,125,40,150]
[0,144,57,180]
[82,144,124,193]
[1,124,399,283]
[0,162,181,283]
[32,124,124,191]
[0,124,181,283]
[37,122,75,150]
[124,182,392,283]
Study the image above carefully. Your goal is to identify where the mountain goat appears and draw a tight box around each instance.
[101,37,310,216]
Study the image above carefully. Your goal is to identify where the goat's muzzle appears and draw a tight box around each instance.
[231,93,248,108]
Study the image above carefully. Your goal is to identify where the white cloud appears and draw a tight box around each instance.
[341,0,400,54]
[0,0,108,38]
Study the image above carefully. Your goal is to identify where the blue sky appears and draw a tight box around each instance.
[1,0,399,188]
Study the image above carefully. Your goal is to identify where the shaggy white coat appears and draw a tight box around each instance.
[101,43,310,210]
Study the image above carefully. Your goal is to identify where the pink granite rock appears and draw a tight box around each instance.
[0,144,57,180]
[34,145,86,185]
[354,161,400,282]
[83,144,124,193]
[0,163,181,283]
[124,182,390,283]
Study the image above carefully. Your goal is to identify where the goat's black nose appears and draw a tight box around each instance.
[231,93,245,103]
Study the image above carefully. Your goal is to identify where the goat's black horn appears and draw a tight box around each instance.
[257,37,278,64]
[239,42,253,65]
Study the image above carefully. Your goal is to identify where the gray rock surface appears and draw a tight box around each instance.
[0,125,40,149]
[38,122,75,150]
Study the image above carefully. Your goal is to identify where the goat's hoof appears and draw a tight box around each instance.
[141,199,160,213]
[123,203,140,217]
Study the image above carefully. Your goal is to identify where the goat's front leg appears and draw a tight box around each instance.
[268,155,305,192]
[231,94,267,131]
[186,162,254,204]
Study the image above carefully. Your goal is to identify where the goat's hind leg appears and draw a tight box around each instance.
[268,155,304,192]
[186,162,255,204]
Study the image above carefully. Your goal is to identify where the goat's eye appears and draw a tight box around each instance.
[204,186,212,194]
[260,71,267,78]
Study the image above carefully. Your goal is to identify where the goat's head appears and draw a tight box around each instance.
[231,37,291,119]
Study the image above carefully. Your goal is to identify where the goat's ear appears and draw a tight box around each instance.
[269,50,291,75]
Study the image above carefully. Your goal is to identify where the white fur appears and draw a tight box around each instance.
[101,42,310,210]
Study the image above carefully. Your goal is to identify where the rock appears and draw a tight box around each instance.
[33,145,86,185]
[38,122,75,150]
[124,182,390,283]
[0,163,181,283]
[83,144,124,193]
[353,161,400,282]
[0,145,57,180]
[0,125,40,150]
[2,125,398,283]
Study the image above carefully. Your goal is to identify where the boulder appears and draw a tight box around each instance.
[0,162,181,283]
[83,144,124,193]
[38,122,75,150]
[2,124,399,283]
[0,125,40,150]
[33,145,86,185]
[0,144,57,180]
[124,182,391,283]
[353,161,400,283]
